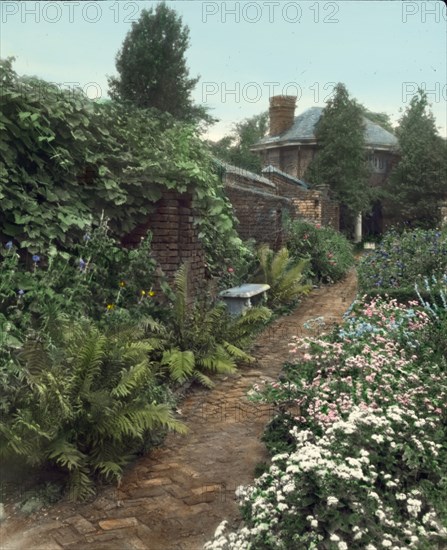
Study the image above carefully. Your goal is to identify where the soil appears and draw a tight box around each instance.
[0,269,357,550]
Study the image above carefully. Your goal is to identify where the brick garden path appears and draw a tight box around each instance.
[1,270,357,550]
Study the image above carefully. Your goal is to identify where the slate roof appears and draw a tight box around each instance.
[216,160,275,188]
[262,165,309,189]
[253,106,398,150]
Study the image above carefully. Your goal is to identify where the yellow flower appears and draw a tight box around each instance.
[141,290,146,296]
[119,281,126,288]
[148,290,155,297]
[106,304,115,310]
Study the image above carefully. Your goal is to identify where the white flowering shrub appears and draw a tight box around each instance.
[205,289,447,549]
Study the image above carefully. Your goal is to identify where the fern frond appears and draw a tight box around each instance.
[270,247,290,283]
[222,341,254,362]
[111,361,152,398]
[80,390,113,423]
[13,409,54,440]
[47,438,87,471]
[162,349,195,383]
[75,329,106,395]
[257,244,272,283]
[146,336,170,351]
[238,306,272,325]
[199,347,236,373]
[133,403,188,434]
[140,316,168,336]
[94,460,123,482]
[0,420,35,458]
[193,371,215,388]
[18,340,49,377]
[66,467,96,502]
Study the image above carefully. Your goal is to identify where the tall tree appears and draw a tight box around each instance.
[305,83,372,222]
[208,111,269,173]
[108,2,209,124]
[388,90,447,227]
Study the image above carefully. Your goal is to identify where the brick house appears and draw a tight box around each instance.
[251,96,400,237]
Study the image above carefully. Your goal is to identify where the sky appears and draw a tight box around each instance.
[2,0,447,140]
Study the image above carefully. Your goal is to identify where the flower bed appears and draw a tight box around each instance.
[205,286,447,548]
[358,228,447,300]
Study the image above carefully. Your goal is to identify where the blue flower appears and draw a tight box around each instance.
[32,254,40,263]
[83,233,91,242]
[5,241,13,250]
[79,258,86,270]
[17,289,24,296]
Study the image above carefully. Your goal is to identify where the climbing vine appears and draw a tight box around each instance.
[0,58,241,261]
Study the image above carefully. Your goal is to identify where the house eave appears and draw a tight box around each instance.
[251,138,317,151]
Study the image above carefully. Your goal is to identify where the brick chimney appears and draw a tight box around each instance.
[269,95,296,136]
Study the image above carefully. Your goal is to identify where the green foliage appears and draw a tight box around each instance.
[0,58,237,261]
[358,227,447,297]
[208,111,269,173]
[305,83,373,221]
[387,90,447,227]
[107,2,211,125]
[0,222,161,338]
[0,317,185,501]
[286,220,355,283]
[251,245,311,308]
[147,265,271,387]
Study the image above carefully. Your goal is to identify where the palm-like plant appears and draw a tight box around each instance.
[0,317,186,501]
[146,265,271,388]
[252,245,311,308]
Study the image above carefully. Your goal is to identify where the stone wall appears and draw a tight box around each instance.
[121,191,205,297]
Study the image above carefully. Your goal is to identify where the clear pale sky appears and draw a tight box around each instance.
[2,1,446,140]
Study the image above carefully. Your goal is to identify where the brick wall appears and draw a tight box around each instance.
[119,167,340,301]
[262,168,340,229]
[122,190,205,298]
[225,182,294,250]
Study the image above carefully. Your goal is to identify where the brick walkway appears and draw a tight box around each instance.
[0,270,357,550]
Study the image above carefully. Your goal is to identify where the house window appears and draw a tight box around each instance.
[368,153,387,173]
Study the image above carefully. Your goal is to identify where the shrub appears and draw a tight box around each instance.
[286,220,354,283]
[0,316,186,501]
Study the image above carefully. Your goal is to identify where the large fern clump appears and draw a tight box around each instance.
[0,316,186,501]
[146,265,272,388]
[252,245,311,308]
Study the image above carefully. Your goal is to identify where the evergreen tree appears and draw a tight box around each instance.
[388,90,447,227]
[305,83,372,220]
[208,111,268,173]
[108,2,210,124]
